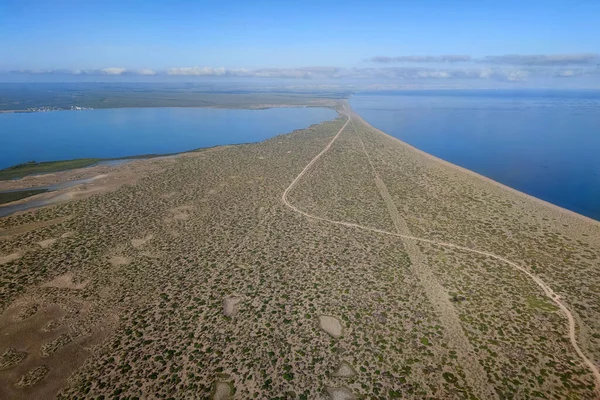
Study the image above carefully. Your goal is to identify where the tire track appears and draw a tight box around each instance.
[281,106,600,397]
[353,122,496,399]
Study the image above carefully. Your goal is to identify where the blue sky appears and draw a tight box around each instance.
[1,0,599,86]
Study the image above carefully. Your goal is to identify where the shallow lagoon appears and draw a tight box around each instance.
[351,90,600,221]
[0,106,337,169]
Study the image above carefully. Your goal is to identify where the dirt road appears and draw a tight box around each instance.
[281,107,600,396]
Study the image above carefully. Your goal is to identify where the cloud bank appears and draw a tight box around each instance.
[480,53,600,66]
[14,68,158,76]
[7,57,599,84]
[369,55,471,63]
[368,53,600,66]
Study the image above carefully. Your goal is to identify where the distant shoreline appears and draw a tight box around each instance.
[0,103,337,114]
[4,100,596,225]
[0,102,342,180]
[2,104,599,227]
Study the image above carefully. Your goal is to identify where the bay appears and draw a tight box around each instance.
[0,106,337,169]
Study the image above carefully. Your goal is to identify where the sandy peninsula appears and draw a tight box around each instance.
[1,102,599,399]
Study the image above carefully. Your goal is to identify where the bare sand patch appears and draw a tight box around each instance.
[38,239,57,249]
[108,256,130,267]
[223,297,241,317]
[0,301,116,400]
[212,381,233,400]
[167,205,195,221]
[160,192,176,199]
[332,361,356,378]
[325,386,358,400]
[131,234,153,249]
[0,156,171,216]
[0,252,21,265]
[0,217,70,239]
[60,231,73,239]
[42,273,88,290]
[318,315,343,338]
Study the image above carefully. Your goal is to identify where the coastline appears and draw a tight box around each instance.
[0,102,342,179]
[349,108,600,227]
[0,99,341,115]
[1,104,599,398]
[2,102,598,227]
[0,105,345,215]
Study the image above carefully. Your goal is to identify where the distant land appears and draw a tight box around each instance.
[0,82,351,112]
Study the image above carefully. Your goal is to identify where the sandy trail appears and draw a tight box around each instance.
[281,106,600,396]
[353,122,495,399]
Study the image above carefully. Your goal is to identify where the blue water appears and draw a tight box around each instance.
[350,90,600,221]
[0,107,337,169]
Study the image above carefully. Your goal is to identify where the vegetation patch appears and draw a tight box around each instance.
[527,296,559,312]
[0,189,48,204]
[0,159,101,180]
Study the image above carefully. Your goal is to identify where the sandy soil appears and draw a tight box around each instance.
[318,315,343,338]
[332,361,356,378]
[325,386,359,400]
[223,297,241,317]
[1,101,599,399]
[0,252,21,265]
[42,273,89,290]
[282,105,600,397]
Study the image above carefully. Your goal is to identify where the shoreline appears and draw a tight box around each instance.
[0,106,346,216]
[2,102,598,226]
[0,102,342,180]
[348,108,600,227]
[0,102,341,115]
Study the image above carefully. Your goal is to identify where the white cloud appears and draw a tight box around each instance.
[167,67,229,76]
[137,68,157,76]
[369,55,471,63]
[101,67,127,75]
[481,53,600,66]
[7,63,599,83]
[505,70,530,81]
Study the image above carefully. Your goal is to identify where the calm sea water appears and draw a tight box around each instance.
[0,107,337,169]
[350,90,600,221]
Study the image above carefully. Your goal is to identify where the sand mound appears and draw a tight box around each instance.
[212,381,233,400]
[131,234,153,248]
[38,238,57,248]
[325,386,358,400]
[319,315,343,338]
[0,252,20,265]
[42,273,88,290]
[223,297,241,317]
[167,205,195,221]
[332,361,356,378]
[108,256,130,266]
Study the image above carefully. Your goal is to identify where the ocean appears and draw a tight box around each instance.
[350,90,600,221]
